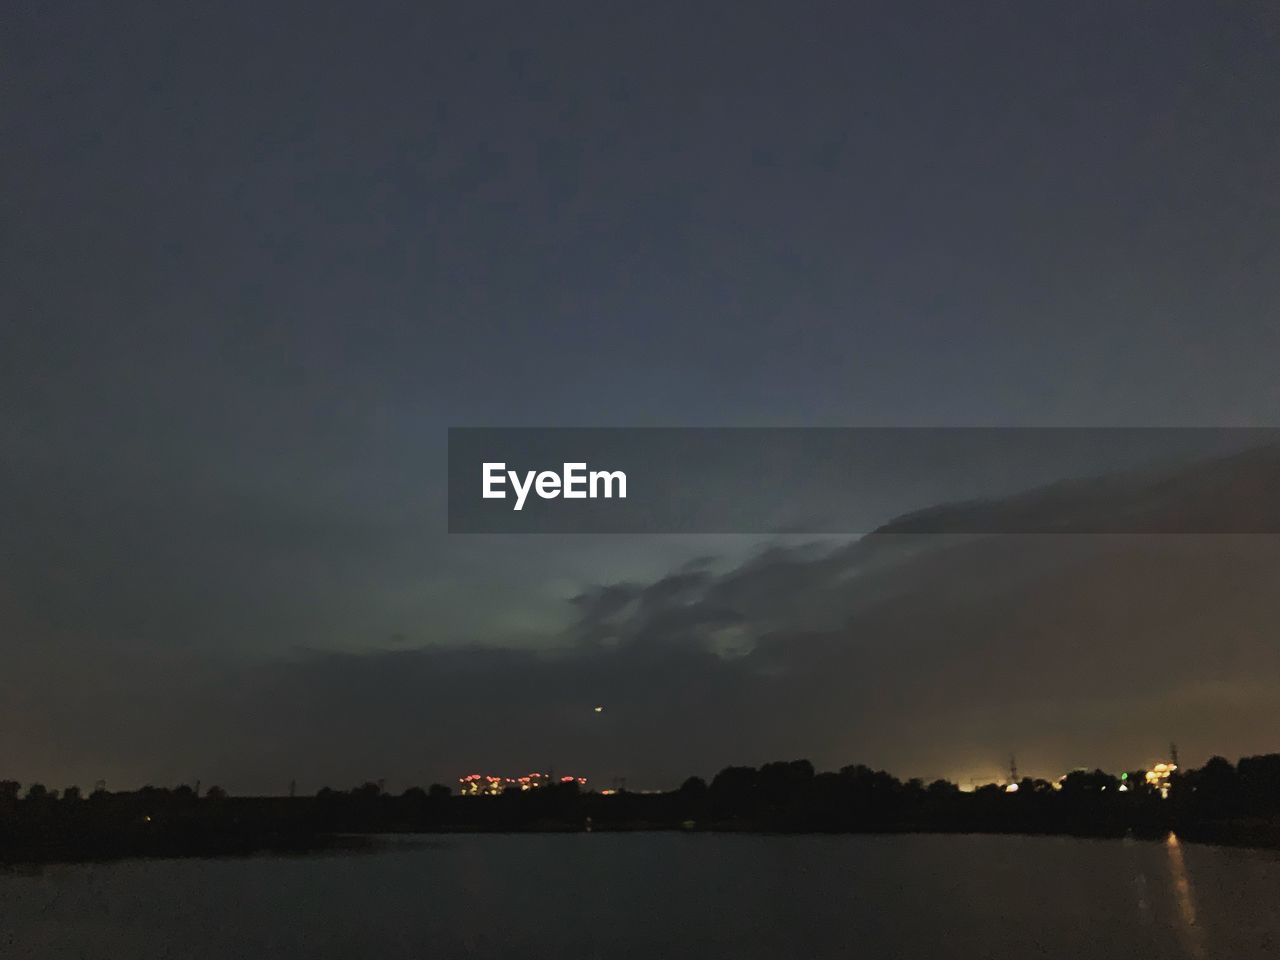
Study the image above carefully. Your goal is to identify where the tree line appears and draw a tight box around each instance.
[3,752,1280,863]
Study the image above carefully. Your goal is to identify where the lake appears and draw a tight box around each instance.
[3,833,1279,959]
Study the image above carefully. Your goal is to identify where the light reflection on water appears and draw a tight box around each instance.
[2,833,1279,959]
[1166,833,1206,959]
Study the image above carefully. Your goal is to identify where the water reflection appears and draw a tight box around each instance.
[4,834,1279,960]
[1165,832,1205,959]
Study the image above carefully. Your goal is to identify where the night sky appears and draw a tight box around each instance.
[4,1,1280,793]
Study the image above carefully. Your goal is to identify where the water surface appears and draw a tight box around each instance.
[3,833,1278,959]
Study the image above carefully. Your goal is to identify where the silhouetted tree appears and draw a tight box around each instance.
[679,776,708,798]
[1058,769,1117,794]
[760,759,814,794]
[709,766,759,817]
[1188,756,1240,816]
[1123,771,1151,795]
[7,751,1280,863]
[1238,754,1280,814]
[839,764,902,821]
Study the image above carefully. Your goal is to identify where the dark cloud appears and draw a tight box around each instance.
[7,444,1280,793]
[9,486,1280,794]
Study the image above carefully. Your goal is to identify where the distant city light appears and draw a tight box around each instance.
[1145,761,1178,799]
[458,772,587,795]
[1004,782,1019,793]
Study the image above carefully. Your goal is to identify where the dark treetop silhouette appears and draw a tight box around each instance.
[3,752,1280,864]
